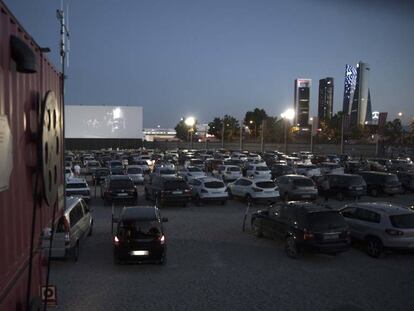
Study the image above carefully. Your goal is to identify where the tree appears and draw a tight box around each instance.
[262,117,284,143]
[208,115,240,141]
[244,108,268,139]
[383,118,403,144]
[174,119,197,142]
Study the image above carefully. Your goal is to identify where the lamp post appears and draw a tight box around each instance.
[184,116,195,150]
[309,117,314,153]
[249,120,257,142]
[281,109,295,154]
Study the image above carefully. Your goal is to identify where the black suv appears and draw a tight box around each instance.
[357,171,403,197]
[144,176,192,207]
[317,174,366,200]
[251,202,351,258]
[396,171,414,192]
[113,206,167,264]
[101,176,137,205]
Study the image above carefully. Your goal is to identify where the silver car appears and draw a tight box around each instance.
[188,177,228,205]
[276,174,318,201]
[340,202,414,257]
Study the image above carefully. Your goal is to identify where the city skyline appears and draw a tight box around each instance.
[4,0,414,127]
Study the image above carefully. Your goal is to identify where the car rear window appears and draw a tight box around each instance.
[292,178,314,187]
[342,175,364,185]
[164,180,187,190]
[256,181,275,189]
[204,181,225,189]
[160,169,176,175]
[121,220,161,238]
[256,166,269,171]
[390,214,414,229]
[228,167,240,172]
[306,212,347,231]
[128,168,142,174]
[110,179,133,189]
[67,183,87,188]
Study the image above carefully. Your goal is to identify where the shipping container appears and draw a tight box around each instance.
[0,1,64,310]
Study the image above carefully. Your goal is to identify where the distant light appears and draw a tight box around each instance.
[398,112,403,117]
[281,108,295,121]
[157,125,161,128]
[185,117,196,127]
[113,107,122,119]
[309,117,313,121]
[249,120,253,124]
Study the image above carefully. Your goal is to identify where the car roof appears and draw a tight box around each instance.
[127,165,142,169]
[66,177,87,184]
[65,196,82,210]
[360,171,393,176]
[121,206,157,221]
[284,174,310,179]
[109,175,131,180]
[198,177,223,183]
[348,202,412,215]
[327,173,360,177]
[286,201,333,213]
[253,178,274,183]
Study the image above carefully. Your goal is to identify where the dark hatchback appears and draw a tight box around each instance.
[113,206,167,264]
[270,164,295,179]
[145,176,192,207]
[101,176,137,205]
[358,171,403,197]
[92,168,110,184]
[319,174,367,200]
[251,202,351,258]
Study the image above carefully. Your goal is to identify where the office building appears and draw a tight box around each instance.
[350,61,373,126]
[342,64,357,114]
[294,79,311,127]
[318,77,334,123]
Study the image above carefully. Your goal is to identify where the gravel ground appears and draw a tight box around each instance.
[49,183,414,311]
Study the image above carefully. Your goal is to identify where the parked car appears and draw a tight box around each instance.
[101,175,138,205]
[188,177,228,205]
[215,165,242,182]
[316,174,366,200]
[152,167,177,178]
[184,158,205,170]
[42,196,93,261]
[85,160,101,175]
[358,171,403,197]
[110,166,125,176]
[339,202,414,257]
[295,163,321,178]
[113,206,167,264]
[178,166,207,181]
[319,162,344,175]
[126,165,145,185]
[251,202,351,258]
[344,160,363,174]
[245,164,272,179]
[276,175,318,201]
[108,160,123,169]
[92,168,110,184]
[65,167,74,180]
[65,178,91,201]
[227,178,279,203]
[396,171,414,192]
[270,164,295,179]
[144,176,192,207]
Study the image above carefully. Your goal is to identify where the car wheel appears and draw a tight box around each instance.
[87,222,93,236]
[227,188,233,199]
[371,188,378,197]
[245,194,253,203]
[72,241,80,262]
[337,192,344,201]
[155,195,162,207]
[252,219,263,238]
[366,237,383,258]
[285,236,300,259]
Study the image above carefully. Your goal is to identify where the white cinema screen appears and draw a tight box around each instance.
[65,105,143,139]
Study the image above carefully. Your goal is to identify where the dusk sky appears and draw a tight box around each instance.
[5,0,414,127]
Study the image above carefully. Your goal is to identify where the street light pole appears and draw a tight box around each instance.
[260,120,265,153]
[284,119,287,154]
[239,121,243,151]
[221,121,225,149]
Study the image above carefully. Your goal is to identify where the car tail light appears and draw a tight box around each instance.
[160,235,165,245]
[303,229,314,240]
[201,189,208,193]
[114,236,120,246]
[252,187,263,192]
[385,229,404,236]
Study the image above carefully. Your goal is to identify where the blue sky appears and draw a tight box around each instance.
[5,0,414,127]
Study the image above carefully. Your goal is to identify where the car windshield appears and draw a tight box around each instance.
[256,181,275,189]
[390,214,414,229]
[67,183,87,189]
[110,162,122,167]
[292,178,314,187]
[306,212,347,231]
[95,169,109,175]
[386,175,399,183]
[89,162,99,167]
[204,181,225,189]
[121,220,161,239]
[128,168,142,174]
[228,167,240,172]
[188,167,202,172]
[110,179,133,189]
[341,176,364,185]
[256,166,269,171]
[111,168,124,174]
[160,169,176,175]
[164,180,187,190]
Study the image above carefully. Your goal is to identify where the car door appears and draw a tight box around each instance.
[230,179,243,196]
[264,205,287,238]
[81,200,92,233]
[239,179,253,197]
[69,202,85,245]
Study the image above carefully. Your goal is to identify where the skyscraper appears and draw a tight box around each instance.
[350,61,372,126]
[318,77,334,124]
[342,64,357,114]
[294,79,311,127]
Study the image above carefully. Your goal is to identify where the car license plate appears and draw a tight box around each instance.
[213,192,221,194]
[172,191,182,195]
[117,193,128,197]
[324,234,339,240]
[130,250,149,256]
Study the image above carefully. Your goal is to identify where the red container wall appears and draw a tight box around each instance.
[0,2,63,311]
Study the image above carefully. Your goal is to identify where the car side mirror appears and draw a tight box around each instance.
[162,217,168,223]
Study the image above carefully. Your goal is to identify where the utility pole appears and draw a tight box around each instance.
[221,121,225,149]
[284,119,288,154]
[239,121,243,151]
[340,114,345,154]
[260,120,265,153]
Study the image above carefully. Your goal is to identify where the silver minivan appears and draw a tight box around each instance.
[340,202,414,258]
[42,196,93,261]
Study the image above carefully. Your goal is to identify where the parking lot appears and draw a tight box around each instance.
[50,183,414,311]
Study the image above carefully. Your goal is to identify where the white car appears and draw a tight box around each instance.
[247,153,262,161]
[85,160,101,175]
[65,168,74,180]
[245,164,271,179]
[178,166,206,181]
[188,177,228,205]
[184,158,205,170]
[153,167,177,178]
[65,178,91,201]
[319,162,344,175]
[227,178,279,203]
[216,165,242,182]
[126,165,145,184]
[295,163,321,178]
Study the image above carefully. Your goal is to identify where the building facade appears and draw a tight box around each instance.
[342,64,357,115]
[294,79,311,127]
[318,77,334,124]
[350,61,373,126]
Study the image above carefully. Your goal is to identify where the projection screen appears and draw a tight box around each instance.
[65,105,143,139]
